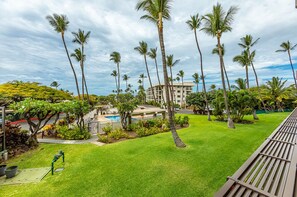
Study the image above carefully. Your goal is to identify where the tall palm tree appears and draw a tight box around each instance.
[192,73,199,92]
[139,73,147,88]
[276,41,297,88]
[186,13,211,120]
[134,41,157,103]
[110,52,121,97]
[123,74,130,90]
[177,70,185,108]
[72,29,91,101]
[136,0,186,147]
[111,70,118,93]
[202,3,238,128]
[148,47,165,104]
[46,14,80,99]
[233,50,250,89]
[212,44,231,91]
[167,54,179,107]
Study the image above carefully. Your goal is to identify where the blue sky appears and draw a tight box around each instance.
[0,0,297,95]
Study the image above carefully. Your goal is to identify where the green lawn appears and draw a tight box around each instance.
[0,113,289,197]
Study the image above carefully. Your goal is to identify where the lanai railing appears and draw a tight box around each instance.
[216,108,297,197]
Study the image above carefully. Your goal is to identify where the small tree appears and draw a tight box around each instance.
[116,93,138,130]
[10,98,63,145]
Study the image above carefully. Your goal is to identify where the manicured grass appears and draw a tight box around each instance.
[0,112,289,197]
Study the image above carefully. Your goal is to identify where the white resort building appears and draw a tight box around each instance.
[146,82,195,107]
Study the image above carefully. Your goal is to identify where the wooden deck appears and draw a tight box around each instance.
[216,109,297,197]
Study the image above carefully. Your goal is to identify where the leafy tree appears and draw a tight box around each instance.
[110,51,121,97]
[276,41,297,88]
[10,99,63,145]
[116,93,138,130]
[0,81,72,104]
[50,81,60,89]
[46,14,81,99]
[232,78,247,90]
[186,13,211,121]
[136,0,186,147]
[202,3,238,128]
[134,41,157,102]
[186,92,207,114]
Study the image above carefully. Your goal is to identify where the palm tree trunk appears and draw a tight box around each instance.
[194,30,211,120]
[217,36,235,129]
[114,76,118,93]
[157,16,186,148]
[181,77,184,109]
[154,58,165,105]
[245,64,249,89]
[117,63,120,96]
[196,83,198,93]
[61,33,81,99]
[169,67,175,111]
[144,54,157,103]
[222,61,231,91]
[83,76,90,104]
[288,50,297,88]
[81,45,85,100]
[250,59,266,111]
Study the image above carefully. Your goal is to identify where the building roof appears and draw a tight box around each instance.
[151,82,195,87]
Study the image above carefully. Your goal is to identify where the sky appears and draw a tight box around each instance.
[0,0,297,95]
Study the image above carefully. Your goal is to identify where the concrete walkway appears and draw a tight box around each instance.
[37,135,105,146]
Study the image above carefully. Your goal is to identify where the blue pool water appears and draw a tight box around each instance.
[105,115,121,122]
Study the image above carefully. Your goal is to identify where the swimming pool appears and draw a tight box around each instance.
[105,115,121,122]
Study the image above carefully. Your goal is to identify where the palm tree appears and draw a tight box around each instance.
[139,73,147,88]
[110,52,121,96]
[202,3,238,128]
[232,78,247,90]
[123,74,130,90]
[50,81,60,89]
[276,41,297,88]
[46,14,80,99]
[72,29,91,101]
[233,50,250,89]
[148,47,165,104]
[212,44,231,91]
[111,70,118,93]
[136,0,186,147]
[186,13,211,120]
[167,54,180,108]
[134,41,157,103]
[177,70,185,108]
[192,73,199,93]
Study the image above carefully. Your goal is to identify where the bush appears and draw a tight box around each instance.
[42,124,56,136]
[108,128,129,140]
[57,125,91,140]
[102,124,112,134]
[98,135,109,143]
[127,123,138,131]
[183,116,189,125]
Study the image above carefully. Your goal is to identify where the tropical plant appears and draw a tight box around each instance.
[123,74,130,90]
[110,51,121,96]
[202,3,238,128]
[166,54,180,107]
[148,47,165,104]
[46,14,81,99]
[276,41,297,88]
[139,73,147,88]
[50,81,60,89]
[233,50,250,88]
[212,44,231,91]
[177,70,185,108]
[134,41,156,102]
[232,78,247,90]
[72,29,91,102]
[186,13,211,121]
[111,70,118,93]
[136,0,186,147]
[192,73,199,92]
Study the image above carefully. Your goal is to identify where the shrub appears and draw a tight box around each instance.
[108,128,129,140]
[57,125,91,140]
[102,124,112,134]
[98,135,109,143]
[56,119,66,126]
[127,123,138,131]
[42,124,56,136]
[183,116,189,125]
